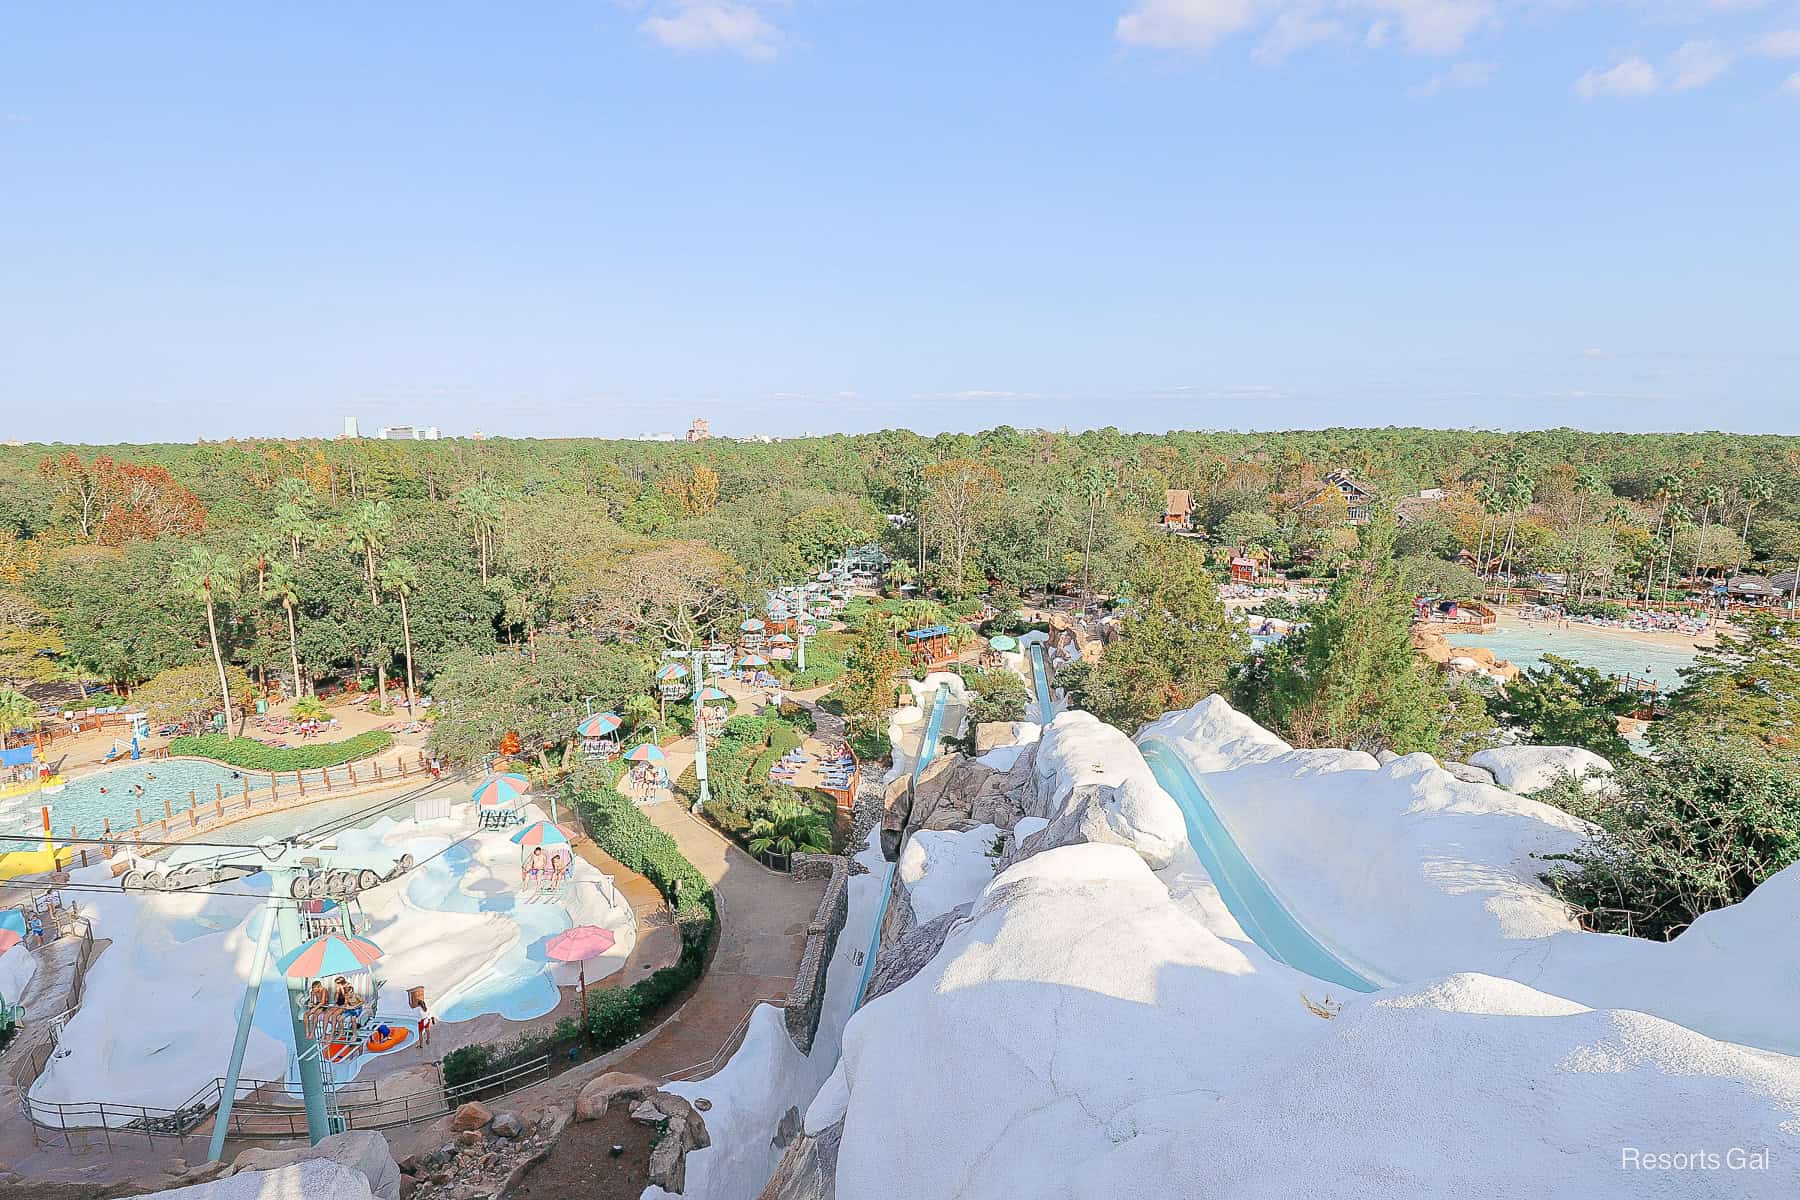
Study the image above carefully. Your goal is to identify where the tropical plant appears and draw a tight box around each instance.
[455,482,504,584]
[746,795,834,861]
[0,689,37,749]
[171,546,241,732]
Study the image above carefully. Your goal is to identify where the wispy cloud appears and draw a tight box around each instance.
[1667,40,1730,91]
[1783,70,1800,92]
[1574,56,1660,98]
[1574,42,1730,98]
[1409,59,1496,96]
[1117,0,1495,58]
[1754,29,1800,57]
[638,1,785,60]
[1116,0,1258,53]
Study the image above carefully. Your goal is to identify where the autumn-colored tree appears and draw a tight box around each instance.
[96,461,206,545]
[656,465,722,517]
[36,453,205,544]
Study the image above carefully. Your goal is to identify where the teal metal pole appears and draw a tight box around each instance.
[274,886,331,1143]
[691,650,711,812]
[207,900,278,1163]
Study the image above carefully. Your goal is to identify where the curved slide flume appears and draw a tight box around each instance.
[1026,644,1056,725]
[1139,739,1379,994]
[853,683,951,1009]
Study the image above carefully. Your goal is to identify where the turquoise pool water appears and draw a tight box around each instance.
[405,841,568,1022]
[1444,626,1698,689]
[1141,740,1378,993]
[2,758,252,837]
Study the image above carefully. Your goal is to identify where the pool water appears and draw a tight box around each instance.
[1444,626,1699,689]
[404,842,569,1023]
[1,758,252,838]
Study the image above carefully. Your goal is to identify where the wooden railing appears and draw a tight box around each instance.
[78,752,436,855]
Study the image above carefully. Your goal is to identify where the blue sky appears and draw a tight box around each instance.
[2,2,1796,442]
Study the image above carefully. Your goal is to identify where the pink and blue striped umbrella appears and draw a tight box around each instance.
[623,743,667,764]
[577,712,621,738]
[276,933,384,979]
[472,774,530,809]
[737,654,769,668]
[696,685,731,702]
[510,820,571,849]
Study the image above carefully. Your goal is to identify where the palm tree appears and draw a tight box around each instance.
[1641,473,1684,603]
[1495,474,1535,597]
[379,557,421,714]
[0,690,37,750]
[455,484,503,584]
[1571,467,1608,601]
[1690,484,1726,582]
[343,500,393,605]
[272,500,316,565]
[266,561,306,700]
[1076,466,1109,608]
[1662,502,1692,602]
[242,529,281,600]
[746,797,834,865]
[1736,474,1774,575]
[172,547,240,733]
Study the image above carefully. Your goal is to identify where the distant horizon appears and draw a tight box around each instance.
[9,413,1800,449]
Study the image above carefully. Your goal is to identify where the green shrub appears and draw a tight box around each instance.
[584,987,643,1049]
[166,730,394,772]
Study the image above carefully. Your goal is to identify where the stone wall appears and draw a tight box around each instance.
[784,853,849,1054]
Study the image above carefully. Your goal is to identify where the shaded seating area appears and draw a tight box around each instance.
[904,625,955,666]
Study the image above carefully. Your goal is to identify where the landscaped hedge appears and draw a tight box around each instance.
[167,730,394,772]
[569,761,717,1042]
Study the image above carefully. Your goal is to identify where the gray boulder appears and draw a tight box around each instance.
[227,1130,400,1200]
[1441,760,1497,786]
[139,1159,376,1199]
[574,1070,658,1122]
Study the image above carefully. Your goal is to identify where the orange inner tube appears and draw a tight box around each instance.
[365,1026,408,1054]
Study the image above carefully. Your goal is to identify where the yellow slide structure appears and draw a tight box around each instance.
[0,838,77,881]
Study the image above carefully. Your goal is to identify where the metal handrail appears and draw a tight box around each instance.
[663,995,787,1082]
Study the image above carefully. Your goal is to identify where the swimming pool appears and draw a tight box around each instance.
[1444,625,1699,689]
[0,759,253,838]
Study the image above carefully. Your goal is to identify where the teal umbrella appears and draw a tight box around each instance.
[988,635,1019,652]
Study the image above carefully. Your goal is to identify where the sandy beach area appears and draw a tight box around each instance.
[1490,605,1729,651]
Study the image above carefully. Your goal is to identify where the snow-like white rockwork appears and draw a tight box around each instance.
[1472,744,1614,793]
[1139,696,1800,1056]
[898,824,999,925]
[1,940,37,1005]
[1027,709,1187,869]
[826,839,1800,1198]
[807,696,1800,1198]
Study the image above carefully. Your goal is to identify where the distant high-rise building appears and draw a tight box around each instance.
[342,416,360,439]
[687,418,711,442]
[377,424,442,441]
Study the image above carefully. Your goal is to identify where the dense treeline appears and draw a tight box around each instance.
[2,427,1797,741]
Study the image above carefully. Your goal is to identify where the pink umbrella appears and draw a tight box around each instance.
[0,929,21,955]
[545,924,618,1000]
